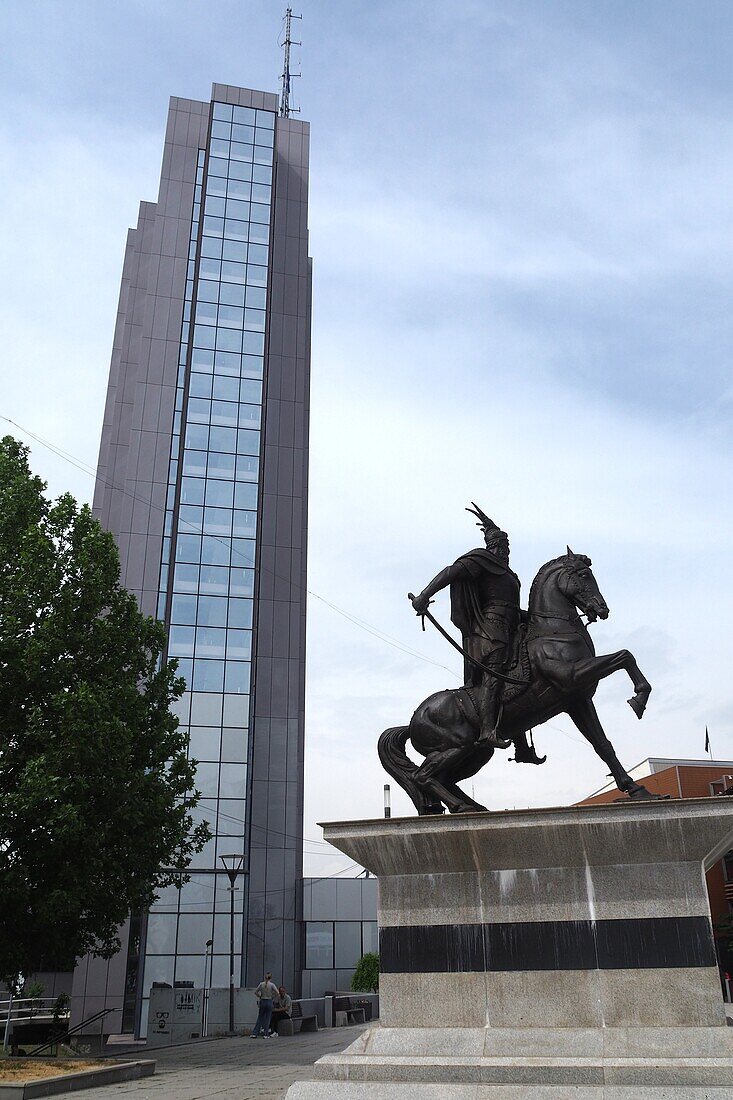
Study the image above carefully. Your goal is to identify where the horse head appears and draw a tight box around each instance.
[530,551,610,623]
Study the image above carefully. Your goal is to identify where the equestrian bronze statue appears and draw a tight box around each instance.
[378,505,657,815]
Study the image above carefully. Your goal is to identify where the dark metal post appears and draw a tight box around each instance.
[219,854,244,1034]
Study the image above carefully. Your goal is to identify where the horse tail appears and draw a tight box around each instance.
[378,726,430,816]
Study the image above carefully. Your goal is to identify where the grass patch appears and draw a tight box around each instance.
[0,1060,107,1083]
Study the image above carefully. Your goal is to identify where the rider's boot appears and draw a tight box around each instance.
[476,684,511,749]
[511,729,546,765]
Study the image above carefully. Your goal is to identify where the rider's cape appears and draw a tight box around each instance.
[449,547,521,640]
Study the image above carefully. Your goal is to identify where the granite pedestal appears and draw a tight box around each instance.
[286,798,733,1097]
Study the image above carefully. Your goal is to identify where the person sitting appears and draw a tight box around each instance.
[269,986,293,1035]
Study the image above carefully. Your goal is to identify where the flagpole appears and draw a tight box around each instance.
[705,726,712,760]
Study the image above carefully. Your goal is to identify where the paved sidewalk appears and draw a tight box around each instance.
[88,1025,369,1099]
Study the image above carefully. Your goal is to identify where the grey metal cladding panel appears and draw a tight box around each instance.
[210,83,279,112]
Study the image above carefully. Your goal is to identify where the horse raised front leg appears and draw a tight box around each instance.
[567,649,652,719]
[567,697,660,800]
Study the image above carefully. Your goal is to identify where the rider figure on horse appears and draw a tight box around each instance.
[410,504,521,751]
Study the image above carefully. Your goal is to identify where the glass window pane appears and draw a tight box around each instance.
[220,281,246,307]
[193,324,216,350]
[229,568,254,598]
[191,348,215,372]
[218,304,244,329]
[232,510,256,538]
[238,404,260,429]
[236,455,259,482]
[179,505,203,533]
[231,122,254,144]
[222,239,248,263]
[221,727,248,761]
[236,429,260,455]
[221,260,246,284]
[362,922,379,955]
[197,279,219,304]
[193,659,225,692]
[196,300,218,325]
[173,657,192,689]
[239,379,262,405]
[173,563,199,593]
[205,479,235,508]
[182,450,207,477]
[252,163,272,185]
[224,661,250,694]
[216,328,242,354]
[228,156,253,178]
[223,693,249,726]
[244,308,265,332]
[254,145,273,166]
[187,397,211,423]
[203,507,232,536]
[306,923,334,969]
[190,692,223,726]
[185,423,209,450]
[245,285,267,310]
[205,195,226,217]
[199,565,229,595]
[176,913,214,955]
[208,156,229,178]
[201,535,230,566]
[180,477,205,505]
[227,177,251,200]
[232,539,256,567]
[214,351,242,376]
[188,726,221,761]
[233,105,256,125]
[200,236,223,259]
[234,482,257,510]
[205,172,228,197]
[335,922,363,969]
[200,257,221,280]
[226,630,251,660]
[193,760,220,796]
[213,375,240,401]
[210,400,238,426]
[227,598,253,630]
[195,633,224,655]
[219,762,247,799]
[213,101,234,121]
[175,534,201,563]
[169,625,195,657]
[210,426,237,452]
[197,595,228,627]
[246,264,267,287]
[207,452,236,479]
[189,373,213,399]
[211,118,231,139]
[243,331,265,356]
[171,594,197,625]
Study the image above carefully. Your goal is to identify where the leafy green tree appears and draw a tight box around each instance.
[0,436,208,981]
[351,952,379,993]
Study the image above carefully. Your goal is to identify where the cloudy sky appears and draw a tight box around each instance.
[2,1,732,874]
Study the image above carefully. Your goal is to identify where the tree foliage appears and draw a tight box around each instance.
[351,952,379,993]
[0,436,208,980]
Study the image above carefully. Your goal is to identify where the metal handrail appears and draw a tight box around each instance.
[27,1008,114,1057]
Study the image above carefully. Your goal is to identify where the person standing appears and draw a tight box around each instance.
[250,972,279,1038]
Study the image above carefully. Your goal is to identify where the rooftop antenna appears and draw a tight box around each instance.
[279,7,302,118]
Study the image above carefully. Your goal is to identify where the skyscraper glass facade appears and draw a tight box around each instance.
[141,103,277,1031]
[84,84,311,1038]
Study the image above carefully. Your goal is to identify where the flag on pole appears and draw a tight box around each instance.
[705,726,711,755]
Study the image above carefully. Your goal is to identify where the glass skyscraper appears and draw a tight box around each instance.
[73,83,310,1036]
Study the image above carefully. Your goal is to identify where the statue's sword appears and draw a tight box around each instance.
[407,594,528,687]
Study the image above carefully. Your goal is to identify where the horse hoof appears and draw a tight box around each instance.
[617,783,669,801]
[627,694,647,719]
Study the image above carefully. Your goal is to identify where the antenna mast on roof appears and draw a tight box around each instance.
[279,7,302,118]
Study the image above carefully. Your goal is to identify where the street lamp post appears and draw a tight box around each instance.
[202,938,213,1037]
[219,853,244,1034]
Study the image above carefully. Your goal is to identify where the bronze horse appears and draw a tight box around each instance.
[378,550,656,814]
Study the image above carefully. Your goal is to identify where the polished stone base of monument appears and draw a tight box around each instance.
[286,798,733,1097]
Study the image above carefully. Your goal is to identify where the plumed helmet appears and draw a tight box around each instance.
[466,502,507,542]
